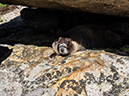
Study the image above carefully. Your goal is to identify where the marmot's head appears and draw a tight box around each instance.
[52,37,73,55]
[57,37,73,55]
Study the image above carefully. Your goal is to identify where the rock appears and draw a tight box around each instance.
[0,5,17,15]
[0,44,129,95]
[0,5,25,25]
[1,0,129,17]
[20,8,59,31]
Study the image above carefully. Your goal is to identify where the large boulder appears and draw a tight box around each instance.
[0,44,129,95]
[1,0,129,17]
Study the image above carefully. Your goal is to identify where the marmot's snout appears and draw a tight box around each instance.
[52,37,73,55]
[58,37,72,55]
[58,43,68,55]
[59,47,68,55]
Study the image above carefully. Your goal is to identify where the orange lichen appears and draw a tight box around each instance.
[87,52,100,58]
[98,68,102,72]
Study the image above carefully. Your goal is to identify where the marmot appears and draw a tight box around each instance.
[52,25,123,55]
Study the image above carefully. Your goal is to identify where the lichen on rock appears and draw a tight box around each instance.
[0,44,129,96]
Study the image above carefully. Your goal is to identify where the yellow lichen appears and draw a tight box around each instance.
[35,47,40,49]
[127,79,129,84]
[9,46,14,50]
[81,54,85,56]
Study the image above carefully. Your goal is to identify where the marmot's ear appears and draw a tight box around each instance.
[58,37,63,41]
[66,38,71,41]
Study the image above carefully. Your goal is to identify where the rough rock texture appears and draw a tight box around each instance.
[0,5,26,25]
[0,5,129,96]
[0,44,129,96]
[0,5,17,15]
[1,0,129,17]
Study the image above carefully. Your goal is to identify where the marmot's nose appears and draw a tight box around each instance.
[61,48,64,53]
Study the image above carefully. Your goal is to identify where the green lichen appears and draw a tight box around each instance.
[121,47,129,52]
[0,19,3,22]
[0,3,7,7]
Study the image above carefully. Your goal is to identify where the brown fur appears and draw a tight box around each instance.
[52,24,123,55]
[52,37,83,55]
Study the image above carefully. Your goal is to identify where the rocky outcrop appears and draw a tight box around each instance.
[0,44,129,96]
[1,0,129,17]
[0,5,129,96]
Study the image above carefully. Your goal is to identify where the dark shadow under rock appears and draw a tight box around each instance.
[20,8,59,31]
[0,15,57,46]
[0,46,12,64]
[54,10,121,31]
[109,18,129,45]
[0,16,26,32]
[20,8,122,32]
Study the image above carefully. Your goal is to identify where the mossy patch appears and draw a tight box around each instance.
[0,19,3,22]
[0,3,7,8]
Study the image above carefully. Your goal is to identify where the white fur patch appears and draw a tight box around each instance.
[59,43,67,47]
[59,47,68,55]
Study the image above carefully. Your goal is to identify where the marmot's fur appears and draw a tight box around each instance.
[52,25,122,55]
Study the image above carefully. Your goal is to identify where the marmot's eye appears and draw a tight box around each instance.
[67,41,70,46]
